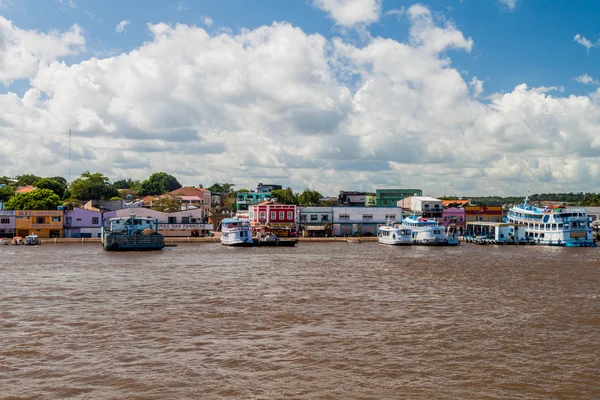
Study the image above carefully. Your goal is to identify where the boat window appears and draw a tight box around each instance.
[551,224,557,230]
[558,223,563,228]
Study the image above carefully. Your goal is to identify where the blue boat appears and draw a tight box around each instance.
[101,214,165,251]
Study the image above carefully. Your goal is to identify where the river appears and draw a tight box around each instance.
[1,243,598,399]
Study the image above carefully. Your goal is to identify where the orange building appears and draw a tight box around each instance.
[465,205,502,223]
[15,210,63,238]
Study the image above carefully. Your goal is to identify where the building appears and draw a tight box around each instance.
[257,183,282,193]
[14,185,37,194]
[376,189,422,207]
[169,187,212,209]
[465,205,502,223]
[83,199,124,212]
[64,208,103,238]
[248,201,297,233]
[298,206,333,237]
[111,208,212,237]
[15,210,63,238]
[0,210,16,238]
[400,196,443,219]
[338,191,376,207]
[441,199,469,208]
[333,206,401,236]
[236,191,272,211]
[441,207,466,234]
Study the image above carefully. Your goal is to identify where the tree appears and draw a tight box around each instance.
[206,183,235,193]
[139,172,182,196]
[16,174,41,186]
[113,178,141,190]
[0,185,14,202]
[69,171,119,200]
[4,188,61,210]
[272,187,298,204]
[298,189,323,206]
[33,178,67,199]
[152,194,183,213]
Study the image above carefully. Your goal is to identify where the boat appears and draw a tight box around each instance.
[400,215,459,246]
[254,233,298,247]
[101,214,164,251]
[220,218,254,246]
[10,236,24,245]
[0,238,9,245]
[24,233,40,245]
[378,222,412,245]
[506,196,596,246]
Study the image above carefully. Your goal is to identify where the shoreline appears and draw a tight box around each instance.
[34,237,379,244]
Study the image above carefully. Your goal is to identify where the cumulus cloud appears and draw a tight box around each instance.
[200,16,213,27]
[0,16,85,85]
[574,34,598,51]
[575,74,600,85]
[499,0,517,11]
[312,0,381,26]
[115,20,130,33]
[2,6,600,195]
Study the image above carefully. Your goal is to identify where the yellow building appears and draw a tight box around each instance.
[15,210,63,238]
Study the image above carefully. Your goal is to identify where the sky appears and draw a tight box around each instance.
[1,0,600,197]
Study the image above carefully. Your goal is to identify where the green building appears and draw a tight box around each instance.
[236,192,272,211]
[375,189,423,207]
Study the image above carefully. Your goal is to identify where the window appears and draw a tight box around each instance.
[66,217,72,224]
[279,211,284,219]
[310,215,318,221]
[168,217,176,223]
[287,211,293,220]
[321,215,328,221]
[362,214,373,221]
[36,217,45,224]
[339,214,350,221]
[0,218,9,224]
[385,214,396,220]
[92,217,99,225]
[260,211,266,222]
[52,216,61,222]
[301,215,307,221]
[181,217,190,224]
[271,211,276,220]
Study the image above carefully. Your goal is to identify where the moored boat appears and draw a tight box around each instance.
[400,215,459,246]
[220,218,254,246]
[101,214,164,251]
[507,196,596,246]
[24,233,40,245]
[378,222,412,245]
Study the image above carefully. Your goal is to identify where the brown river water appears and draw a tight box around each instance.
[1,242,599,399]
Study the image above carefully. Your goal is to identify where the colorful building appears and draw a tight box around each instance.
[465,205,502,223]
[441,207,466,234]
[298,206,333,237]
[15,210,63,238]
[376,189,422,207]
[64,208,103,238]
[112,208,212,237]
[236,191,272,211]
[248,201,297,233]
[0,210,16,238]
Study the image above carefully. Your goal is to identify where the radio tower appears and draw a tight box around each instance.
[69,128,72,183]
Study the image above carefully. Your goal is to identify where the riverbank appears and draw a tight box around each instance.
[37,236,379,244]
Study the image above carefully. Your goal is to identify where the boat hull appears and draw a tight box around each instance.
[254,239,298,247]
[103,233,165,251]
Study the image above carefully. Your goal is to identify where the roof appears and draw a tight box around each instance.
[442,199,469,207]
[410,196,442,202]
[169,187,207,198]
[15,185,37,194]
[180,196,202,201]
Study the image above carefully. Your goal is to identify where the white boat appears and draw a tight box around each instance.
[0,238,9,245]
[378,223,412,245]
[220,218,254,246]
[24,233,40,245]
[507,196,596,247]
[400,215,459,246]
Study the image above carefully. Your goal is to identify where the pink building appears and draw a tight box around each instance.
[441,207,466,233]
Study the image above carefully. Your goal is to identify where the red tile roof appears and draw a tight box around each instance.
[15,185,37,194]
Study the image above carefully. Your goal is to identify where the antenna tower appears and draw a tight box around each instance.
[69,128,72,183]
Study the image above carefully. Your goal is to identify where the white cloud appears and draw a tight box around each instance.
[499,0,517,11]
[574,34,597,51]
[0,16,85,85]
[200,16,213,27]
[312,0,381,26]
[2,6,600,195]
[115,20,131,33]
[58,0,77,8]
[575,74,600,85]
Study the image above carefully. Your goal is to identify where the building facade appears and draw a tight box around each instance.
[248,202,297,234]
[64,208,103,238]
[298,206,333,237]
[113,208,212,236]
[257,183,282,193]
[236,191,272,211]
[333,206,402,236]
[441,207,466,234]
[465,205,503,222]
[338,191,376,207]
[15,210,63,238]
[376,189,423,207]
[400,196,443,219]
[0,210,16,238]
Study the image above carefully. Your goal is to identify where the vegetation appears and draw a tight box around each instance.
[16,174,41,186]
[112,178,141,191]
[206,183,235,193]
[33,177,68,199]
[4,188,61,210]
[69,171,119,200]
[139,172,182,196]
[152,194,183,213]
[0,185,15,202]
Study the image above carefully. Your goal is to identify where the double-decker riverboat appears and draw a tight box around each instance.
[101,214,164,251]
[506,197,595,246]
[400,215,459,246]
[378,222,412,245]
[220,218,254,246]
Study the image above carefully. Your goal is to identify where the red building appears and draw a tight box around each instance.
[249,201,297,233]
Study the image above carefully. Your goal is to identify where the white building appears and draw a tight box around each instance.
[114,208,212,236]
[333,206,401,236]
[400,196,443,217]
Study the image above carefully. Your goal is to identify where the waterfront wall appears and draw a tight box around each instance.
[38,236,379,244]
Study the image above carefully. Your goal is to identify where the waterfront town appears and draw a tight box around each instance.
[1,172,600,241]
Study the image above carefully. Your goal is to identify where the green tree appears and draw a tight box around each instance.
[139,172,182,196]
[16,174,41,186]
[206,183,235,193]
[298,189,323,206]
[69,171,119,200]
[152,194,183,213]
[4,188,61,210]
[33,178,67,198]
[0,185,15,202]
[271,187,298,204]
[113,178,141,190]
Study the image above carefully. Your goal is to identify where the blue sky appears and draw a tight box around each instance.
[2,0,600,196]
